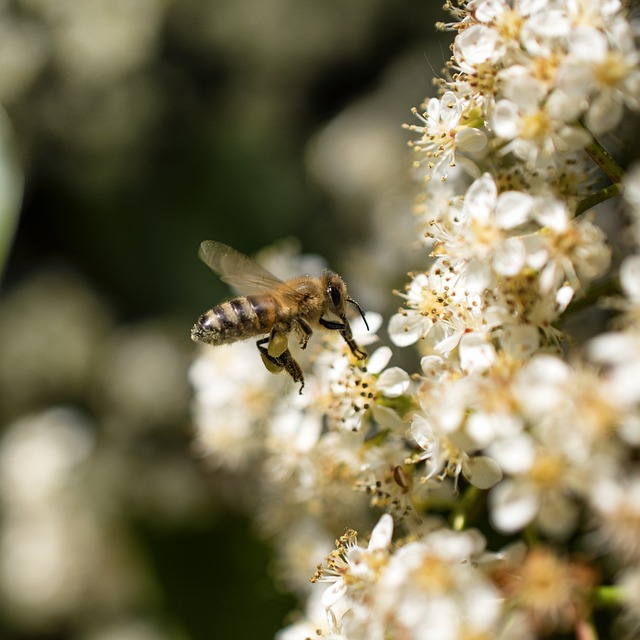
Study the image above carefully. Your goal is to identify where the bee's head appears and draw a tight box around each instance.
[322,271,348,314]
[322,271,369,330]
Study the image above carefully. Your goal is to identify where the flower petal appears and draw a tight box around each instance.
[463,455,503,489]
[377,366,410,398]
[490,480,538,533]
[388,312,426,347]
[367,346,392,374]
[368,513,394,550]
[322,579,348,608]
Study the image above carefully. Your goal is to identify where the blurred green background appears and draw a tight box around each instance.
[0,1,449,639]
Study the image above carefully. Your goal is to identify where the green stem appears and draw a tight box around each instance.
[576,183,622,216]
[452,511,466,531]
[591,585,625,608]
[585,137,624,184]
[451,485,481,530]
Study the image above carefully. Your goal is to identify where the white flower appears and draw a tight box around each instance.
[410,411,503,490]
[459,332,496,374]
[589,473,640,561]
[589,331,640,410]
[558,23,640,134]
[406,92,487,180]
[454,23,504,70]
[488,462,579,537]
[324,343,408,432]
[374,528,502,639]
[524,203,611,295]
[483,353,623,536]
[438,174,532,285]
[492,96,592,164]
[276,587,350,640]
[264,404,324,483]
[500,324,541,359]
[389,262,484,351]
[376,364,411,398]
[512,354,570,415]
[314,514,394,617]
[514,353,619,458]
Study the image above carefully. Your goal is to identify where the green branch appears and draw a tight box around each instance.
[585,137,624,185]
[576,183,622,216]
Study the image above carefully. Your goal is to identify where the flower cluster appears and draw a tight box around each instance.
[189,1,640,638]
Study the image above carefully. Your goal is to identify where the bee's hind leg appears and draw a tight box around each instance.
[257,337,284,374]
[277,349,305,394]
[256,336,305,394]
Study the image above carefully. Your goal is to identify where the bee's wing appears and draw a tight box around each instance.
[198,240,285,295]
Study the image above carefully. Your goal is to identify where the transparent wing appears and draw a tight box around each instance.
[198,240,284,295]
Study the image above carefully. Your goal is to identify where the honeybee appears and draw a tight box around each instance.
[191,240,369,392]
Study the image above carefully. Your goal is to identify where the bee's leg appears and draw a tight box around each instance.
[293,318,313,349]
[277,349,305,394]
[256,334,305,393]
[343,334,367,360]
[319,316,367,360]
[257,337,284,374]
[319,317,345,331]
[266,324,291,358]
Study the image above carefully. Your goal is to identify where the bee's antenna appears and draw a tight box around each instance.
[347,297,369,331]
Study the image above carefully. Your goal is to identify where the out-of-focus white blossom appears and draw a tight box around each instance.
[589,473,640,561]
[0,408,150,627]
[190,339,285,469]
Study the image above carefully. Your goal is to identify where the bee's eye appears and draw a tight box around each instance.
[328,285,342,309]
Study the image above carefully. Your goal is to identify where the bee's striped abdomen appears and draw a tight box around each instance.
[191,294,278,345]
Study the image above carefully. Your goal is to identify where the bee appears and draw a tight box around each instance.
[191,240,369,392]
